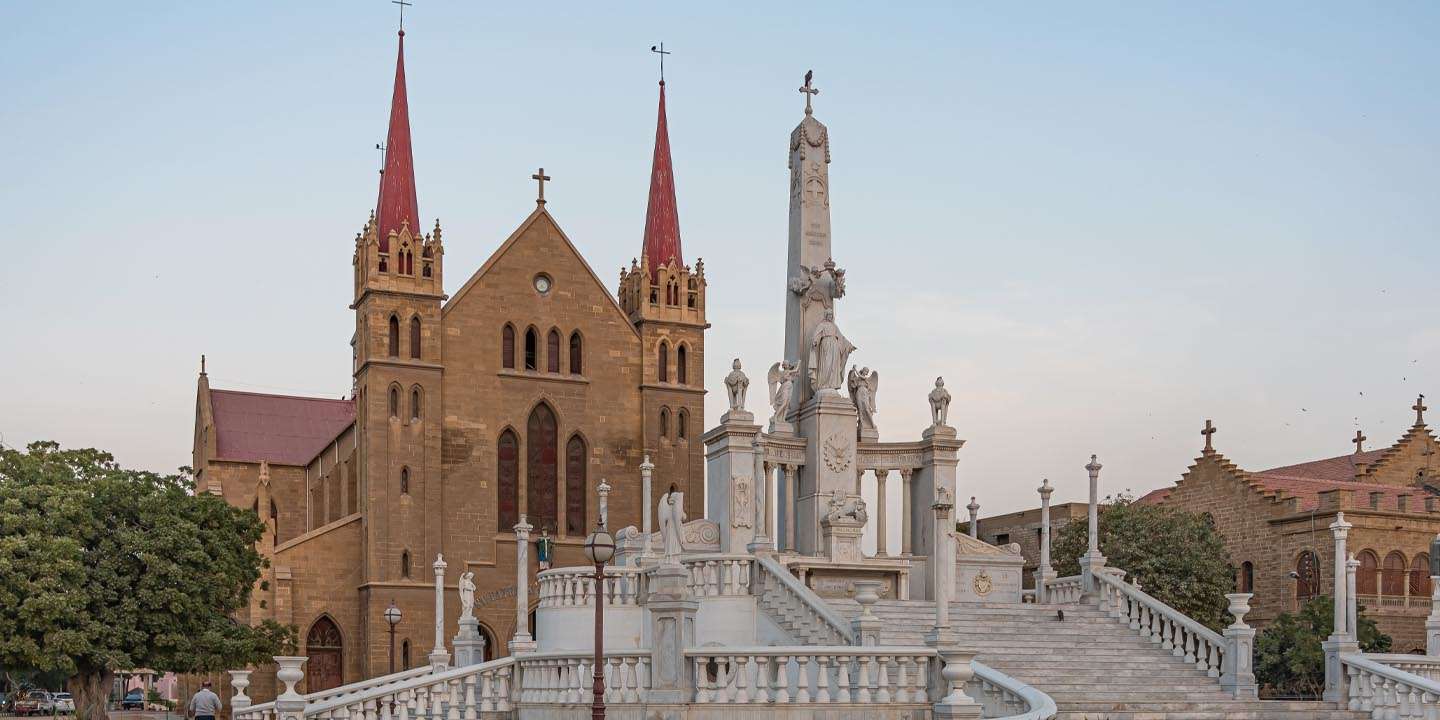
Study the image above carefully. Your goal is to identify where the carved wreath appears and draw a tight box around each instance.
[973,569,994,597]
[823,434,852,473]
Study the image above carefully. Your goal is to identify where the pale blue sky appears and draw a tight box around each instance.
[2,2,1437,523]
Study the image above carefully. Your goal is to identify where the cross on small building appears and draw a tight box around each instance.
[531,168,551,205]
[798,69,819,115]
[1353,429,1367,454]
[1416,394,1428,426]
[1201,419,1217,454]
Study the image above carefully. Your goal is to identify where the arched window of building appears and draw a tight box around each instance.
[1239,561,1254,593]
[659,407,670,440]
[565,434,587,536]
[569,332,582,375]
[1358,550,1379,595]
[270,499,279,539]
[1383,551,1408,595]
[389,385,400,418]
[502,325,516,369]
[677,408,688,441]
[676,344,688,385]
[401,639,411,670]
[476,624,497,662]
[547,330,561,373]
[410,316,422,359]
[497,429,519,531]
[410,385,422,421]
[1295,551,1320,601]
[401,550,412,579]
[1412,553,1432,597]
[388,315,400,357]
[527,404,559,533]
[658,342,669,383]
[525,328,538,371]
[305,617,344,692]
[400,466,410,495]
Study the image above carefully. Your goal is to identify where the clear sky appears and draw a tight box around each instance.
[3,2,1438,529]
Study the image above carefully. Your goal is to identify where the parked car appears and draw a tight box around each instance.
[14,690,54,716]
[51,692,74,714]
[119,689,146,711]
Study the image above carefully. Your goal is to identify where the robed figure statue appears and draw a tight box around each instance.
[658,484,686,564]
[808,308,856,393]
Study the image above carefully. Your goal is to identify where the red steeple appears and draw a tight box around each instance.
[641,81,682,278]
[375,30,420,253]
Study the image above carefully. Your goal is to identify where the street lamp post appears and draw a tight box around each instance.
[384,601,402,674]
[582,521,616,720]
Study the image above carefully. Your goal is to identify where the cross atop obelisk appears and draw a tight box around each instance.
[799,69,819,115]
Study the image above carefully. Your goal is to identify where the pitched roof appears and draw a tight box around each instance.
[641,81,682,278]
[1255,450,1388,483]
[209,389,354,466]
[375,31,420,253]
[1245,473,1422,513]
[1135,487,1171,506]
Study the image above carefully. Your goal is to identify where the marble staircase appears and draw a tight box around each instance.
[827,598,1364,720]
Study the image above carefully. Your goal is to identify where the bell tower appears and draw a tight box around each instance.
[618,78,707,517]
[351,29,446,595]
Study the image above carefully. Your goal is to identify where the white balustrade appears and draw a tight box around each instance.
[1365,654,1440,683]
[1094,571,1225,678]
[684,647,933,706]
[1045,576,1083,604]
[680,554,754,597]
[514,651,651,706]
[236,667,436,720]
[277,657,514,720]
[537,566,642,608]
[1343,653,1440,718]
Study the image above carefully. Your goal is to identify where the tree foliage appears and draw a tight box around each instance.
[0,442,294,720]
[1052,494,1235,630]
[1254,595,1391,698]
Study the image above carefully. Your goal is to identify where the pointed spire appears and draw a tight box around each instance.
[641,80,682,279]
[375,30,420,253]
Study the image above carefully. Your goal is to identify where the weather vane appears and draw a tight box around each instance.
[392,0,412,32]
[799,69,818,114]
[650,43,671,82]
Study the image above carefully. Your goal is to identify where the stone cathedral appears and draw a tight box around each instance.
[189,29,707,694]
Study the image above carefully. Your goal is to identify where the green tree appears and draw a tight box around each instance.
[1052,494,1235,630]
[1254,595,1390,698]
[0,442,294,720]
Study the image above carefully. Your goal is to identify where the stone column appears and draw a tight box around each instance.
[1037,478,1055,603]
[924,491,955,644]
[510,516,537,653]
[641,455,655,558]
[900,469,913,555]
[1220,594,1257,699]
[1346,554,1359,643]
[1427,575,1440,656]
[748,442,773,552]
[876,470,890,556]
[597,477,612,529]
[428,554,449,669]
[1080,455,1107,593]
[966,497,979,539]
[1322,512,1357,703]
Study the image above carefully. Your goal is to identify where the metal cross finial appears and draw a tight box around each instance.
[1416,394,1429,426]
[375,142,386,175]
[1201,419,1217,454]
[1353,429,1367,454]
[392,0,413,32]
[531,168,551,205]
[799,69,819,115]
[650,43,671,82]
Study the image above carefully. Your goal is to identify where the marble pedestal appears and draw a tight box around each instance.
[821,515,865,564]
[701,412,762,553]
[452,616,488,666]
[646,563,698,704]
[796,391,860,556]
[1322,637,1359,703]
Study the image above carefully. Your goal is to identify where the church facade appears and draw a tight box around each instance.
[190,30,706,697]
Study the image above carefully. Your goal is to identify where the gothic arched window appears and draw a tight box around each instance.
[525,328,538,371]
[388,385,400,418]
[527,404,559,533]
[400,466,410,495]
[658,342,669,383]
[1295,550,1320,601]
[401,639,411,670]
[677,409,688,441]
[569,332,583,375]
[388,315,400,357]
[410,316,422,359]
[547,330,561,373]
[659,407,670,440]
[1239,561,1254,593]
[676,344,688,385]
[565,434,587,536]
[497,429,519,531]
[401,550,411,579]
[502,324,516,369]
[410,386,422,421]
[1358,550,1379,595]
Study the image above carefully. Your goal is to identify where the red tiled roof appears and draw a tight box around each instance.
[1256,450,1387,483]
[1245,473,1422,513]
[1135,487,1171,506]
[210,389,354,466]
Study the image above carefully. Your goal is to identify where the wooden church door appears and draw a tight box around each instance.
[305,617,343,692]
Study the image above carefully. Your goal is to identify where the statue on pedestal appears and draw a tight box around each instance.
[536,527,553,570]
[458,571,476,618]
[767,360,799,427]
[848,366,879,433]
[659,484,687,563]
[826,494,869,525]
[808,309,856,393]
[929,376,952,426]
[724,359,749,412]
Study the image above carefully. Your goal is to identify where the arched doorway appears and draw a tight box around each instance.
[305,616,343,692]
[1295,551,1321,604]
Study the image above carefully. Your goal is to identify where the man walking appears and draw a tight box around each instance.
[187,681,222,720]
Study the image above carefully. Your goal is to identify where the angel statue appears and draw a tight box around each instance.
[847,366,879,432]
[928,376,952,427]
[458,571,476,618]
[658,483,687,564]
[724,359,749,412]
[766,361,799,425]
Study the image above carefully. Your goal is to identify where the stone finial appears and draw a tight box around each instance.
[1085,454,1103,477]
[433,553,447,573]
[1038,477,1053,500]
[200,354,207,376]
[1416,394,1429,426]
[1330,511,1352,536]
[1202,420,1217,455]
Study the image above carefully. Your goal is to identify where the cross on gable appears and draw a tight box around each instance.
[1416,394,1428,426]
[1201,419,1217,454]
[1353,429,1367,454]
[531,168,551,205]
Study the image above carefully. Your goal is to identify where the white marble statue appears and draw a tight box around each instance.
[825,494,868,524]
[458,571,476,618]
[724,359,749,411]
[808,309,856,392]
[766,360,799,424]
[788,258,847,310]
[848,366,879,431]
[658,484,687,563]
[928,376,952,426]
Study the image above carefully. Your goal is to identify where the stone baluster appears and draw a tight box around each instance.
[900,469,913,555]
[228,670,252,712]
[876,470,890,556]
[511,516,536,653]
[429,554,450,669]
[815,656,832,703]
[273,656,308,720]
[932,648,982,719]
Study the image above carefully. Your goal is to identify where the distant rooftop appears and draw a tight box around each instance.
[210,389,354,466]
